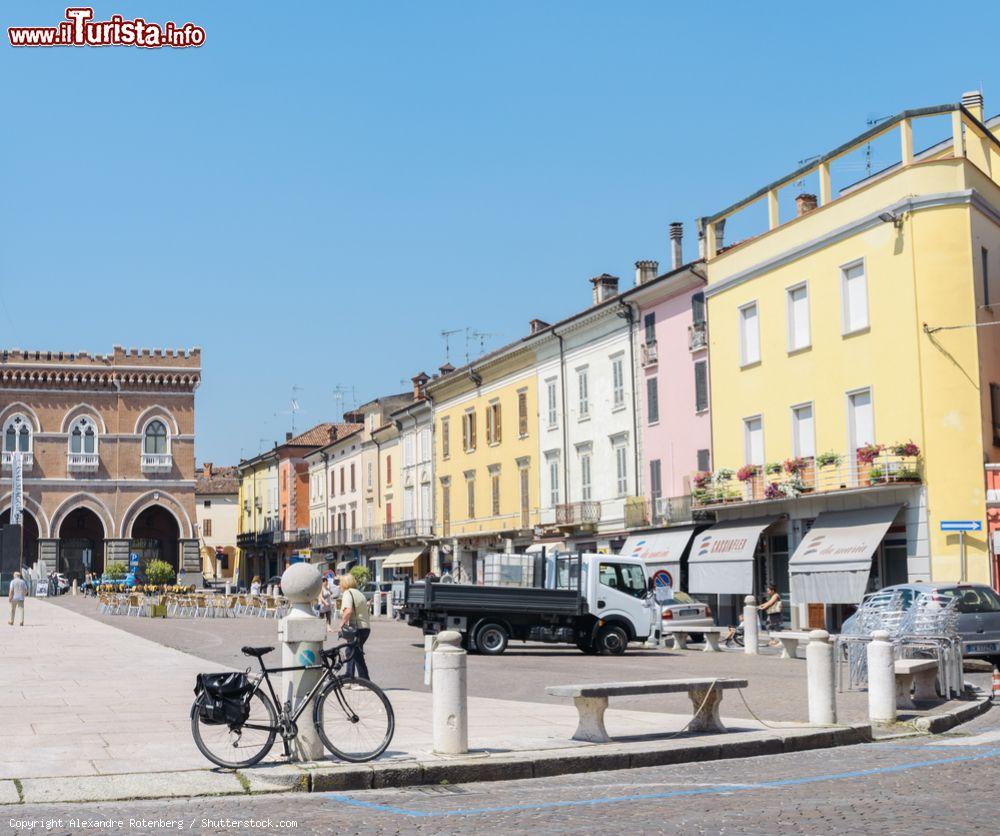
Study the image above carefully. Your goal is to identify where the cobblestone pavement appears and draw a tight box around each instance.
[3,708,996,835]
[49,595,937,723]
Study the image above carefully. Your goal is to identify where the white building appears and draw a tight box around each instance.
[392,380,434,537]
[306,423,364,570]
[195,463,239,580]
[535,274,639,551]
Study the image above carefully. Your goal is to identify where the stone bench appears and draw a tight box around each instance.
[769,630,816,659]
[661,625,728,652]
[894,659,939,708]
[545,678,748,742]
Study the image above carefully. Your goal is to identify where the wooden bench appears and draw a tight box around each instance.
[894,659,939,708]
[661,625,728,652]
[545,678,748,741]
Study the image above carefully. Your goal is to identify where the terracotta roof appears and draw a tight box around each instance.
[195,465,239,496]
[283,422,363,449]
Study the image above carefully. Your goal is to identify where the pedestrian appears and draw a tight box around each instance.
[250,575,262,596]
[424,571,439,582]
[337,573,372,680]
[317,582,333,632]
[8,571,28,626]
[759,583,783,645]
[723,612,745,647]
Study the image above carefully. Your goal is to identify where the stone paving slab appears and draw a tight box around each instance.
[19,770,245,804]
[0,781,19,805]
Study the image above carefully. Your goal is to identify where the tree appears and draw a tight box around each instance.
[350,565,371,587]
[145,559,176,586]
[105,561,127,581]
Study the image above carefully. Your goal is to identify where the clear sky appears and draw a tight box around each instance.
[3,1,998,464]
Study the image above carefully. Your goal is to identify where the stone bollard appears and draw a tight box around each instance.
[806,630,836,724]
[867,630,896,724]
[743,595,759,656]
[225,581,231,596]
[424,634,436,685]
[72,579,78,597]
[432,630,468,754]
[277,562,326,761]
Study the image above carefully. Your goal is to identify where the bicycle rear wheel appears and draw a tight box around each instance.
[313,677,394,762]
[190,689,278,769]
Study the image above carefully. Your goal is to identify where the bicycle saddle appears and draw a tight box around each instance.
[241,646,275,657]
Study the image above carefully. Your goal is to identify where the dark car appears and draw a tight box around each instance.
[862,583,1000,663]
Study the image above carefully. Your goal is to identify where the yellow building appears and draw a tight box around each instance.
[428,345,538,579]
[693,92,1000,627]
[235,450,279,583]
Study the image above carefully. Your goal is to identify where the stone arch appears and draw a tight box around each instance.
[0,402,41,433]
[60,404,108,434]
[133,405,179,436]
[0,493,51,538]
[119,490,192,539]
[49,493,114,540]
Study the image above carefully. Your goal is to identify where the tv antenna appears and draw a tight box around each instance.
[794,155,820,190]
[470,330,500,355]
[441,328,463,364]
[331,384,357,417]
[275,385,304,435]
[864,114,890,178]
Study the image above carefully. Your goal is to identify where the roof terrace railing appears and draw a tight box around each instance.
[702,102,1000,259]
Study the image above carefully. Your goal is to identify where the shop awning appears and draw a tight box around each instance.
[688,517,779,594]
[526,541,565,554]
[789,505,901,604]
[620,527,696,597]
[382,545,428,570]
[336,560,356,573]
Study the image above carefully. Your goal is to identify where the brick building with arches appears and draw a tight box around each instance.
[0,346,201,584]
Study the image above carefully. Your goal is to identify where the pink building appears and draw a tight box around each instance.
[627,226,711,519]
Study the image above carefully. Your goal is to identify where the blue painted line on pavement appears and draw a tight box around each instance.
[324,746,1000,818]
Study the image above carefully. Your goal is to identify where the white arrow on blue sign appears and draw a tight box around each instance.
[940,520,982,532]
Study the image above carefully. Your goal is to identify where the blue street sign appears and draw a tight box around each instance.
[940,520,982,532]
[128,552,140,567]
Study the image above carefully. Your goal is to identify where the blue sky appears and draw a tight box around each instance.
[3,1,997,464]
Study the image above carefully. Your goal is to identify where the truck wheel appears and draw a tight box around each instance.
[595,624,628,656]
[475,623,509,656]
[576,637,598,654]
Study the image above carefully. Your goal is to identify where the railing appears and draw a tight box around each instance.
[274,528,310,544]
[624,495,650,528]
[692,453,924,508]
[1,451,33,470]
[640,341,658,366]
[141,453,172,473]
[688,321,708,351]
[653,495,693,525]
[555,501,602,526]
[67,452,100,471]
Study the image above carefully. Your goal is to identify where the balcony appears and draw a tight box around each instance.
[653,495,693,525]
[274,528,310,545]
[67,452,99,472]
[141,453,173,473]
[1,451,33,471]
[624,495,650,528]
[640,341,658,366]
[692,452,924,509]
[555,501,602,527]
[688,321,708,351]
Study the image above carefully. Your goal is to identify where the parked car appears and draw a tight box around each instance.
[362,582,393,603]
[859,583,1000,663]
[659,591,714,628]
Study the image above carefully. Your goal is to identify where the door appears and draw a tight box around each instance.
[594,560,653,638]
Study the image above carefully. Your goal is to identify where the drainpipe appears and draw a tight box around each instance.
[617,301,641,497]
[322,451,330,555]
[555,331,569,506]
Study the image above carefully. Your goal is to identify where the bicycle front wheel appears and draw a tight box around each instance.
[313,677,394,762]
[190,689,278,769]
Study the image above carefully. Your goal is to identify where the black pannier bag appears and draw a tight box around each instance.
[194,672,255,726]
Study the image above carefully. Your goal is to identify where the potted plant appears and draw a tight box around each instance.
[896,466,921,482]
[737,464,762,500]
[890,441,920,458]
[105,561,127,582]
[765,462,783,477]
[816,451,842,468]
[763,482,784,500]
[868,466,886,484]
[144,560,175,617]
[856,443,883,465]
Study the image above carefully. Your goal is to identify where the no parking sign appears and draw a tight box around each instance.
[652,568,673,602]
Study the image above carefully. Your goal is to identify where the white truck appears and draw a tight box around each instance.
[402,552,660,655]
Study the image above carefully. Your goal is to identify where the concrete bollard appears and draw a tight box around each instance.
[71,579,78,597]
[277,562,327,761]
[743,595,759,655]
[432,630,468,754]
[225,581,231,596]
[424,634,435,686]
[806,630,836,724]
[867,629,896,725]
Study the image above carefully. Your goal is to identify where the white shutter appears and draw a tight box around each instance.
[792,405,815,458]
[789,285,810,349]
[741,303,760,364]
[849,390,874,448]
[745,417,764,465]
[844,265,868,332]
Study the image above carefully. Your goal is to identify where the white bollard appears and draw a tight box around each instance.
[424,634,435,686]
[432,630,468,754]
[743,595,759,655]
[277,563,327,761]
[72,579,78,597]
[225,581,231,596]
[806,630,837,724]
[867,629,896,724]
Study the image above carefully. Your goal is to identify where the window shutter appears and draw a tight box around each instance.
[694,361,708,412]
[462,415,469,451]
[646,377,659,424]
[692,292,706,325]
[494,403,501,444]
[470,412,476,449]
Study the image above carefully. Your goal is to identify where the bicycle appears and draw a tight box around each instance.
[190,643,395,769]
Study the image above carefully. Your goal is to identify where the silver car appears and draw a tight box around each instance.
[659,590,714,628]
[862,583,1000,662]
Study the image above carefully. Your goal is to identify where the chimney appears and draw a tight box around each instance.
[590,273,620,304]
[669,222,684,269]
[962,90,984,121]
[795,193,818,217]
[411,371,430,400]
[634,261,658,286]
[529,318,550,335]
[696,217,706,259]
[714,218,726,252]
[285,431,293,442]
[438,362,455,376]
[203,462,213,478]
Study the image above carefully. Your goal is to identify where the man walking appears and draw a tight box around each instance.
[8,571,28,626]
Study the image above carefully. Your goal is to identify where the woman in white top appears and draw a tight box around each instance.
[249,576,262,596]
